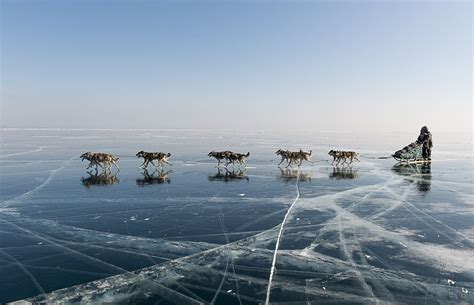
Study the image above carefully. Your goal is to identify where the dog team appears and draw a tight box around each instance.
[80,149,360,171]
[207,151,250,167]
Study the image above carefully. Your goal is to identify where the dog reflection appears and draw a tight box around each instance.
[81,170,119,188]
[136,169,172,186]
[208,168,249,182]
[277,167,312,182]
[329,166,358,180]
[392,163,431,194]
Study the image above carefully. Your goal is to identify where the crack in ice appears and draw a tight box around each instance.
[0,156,76,208]
[0,146,44,158]
[265,168,301,305]
[0,249,46,295]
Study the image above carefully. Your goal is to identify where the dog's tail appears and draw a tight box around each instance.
[245,152,250,157]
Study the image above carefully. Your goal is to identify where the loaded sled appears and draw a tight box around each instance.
[392,142,429,164]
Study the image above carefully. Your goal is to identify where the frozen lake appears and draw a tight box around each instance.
[0,129,473,304]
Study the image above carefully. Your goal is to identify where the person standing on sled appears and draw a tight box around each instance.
[393,126,433,161]
[416,126,433,160]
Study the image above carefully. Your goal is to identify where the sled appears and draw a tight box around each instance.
[392,142,429,163]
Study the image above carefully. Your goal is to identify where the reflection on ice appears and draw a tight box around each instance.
[81,170,120,188]
[1,129,473,304]
[392,163,431,194]
[392,162,432,176]
[208,168,249,182]
[136,169,172,186]
[329,166,358,180]
[277,167,312,182]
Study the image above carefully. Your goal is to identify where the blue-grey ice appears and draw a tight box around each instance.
[1,129,473,304]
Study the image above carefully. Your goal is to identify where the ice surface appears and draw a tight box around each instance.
[0,129,473,304]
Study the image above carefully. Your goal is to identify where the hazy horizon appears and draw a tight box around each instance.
[1,1,472,133]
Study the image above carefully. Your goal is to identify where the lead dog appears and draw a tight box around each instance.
[136,151,172,169]
[208,150,232,167]
[276,149,291,166]
[80,152,120,171]
[226,152,250,167]
[80,152,102,170]
[276,149,313,167]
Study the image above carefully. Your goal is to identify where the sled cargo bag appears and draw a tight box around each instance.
[392,142,423,162]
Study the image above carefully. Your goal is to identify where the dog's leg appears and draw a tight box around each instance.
[150,160,158,168]
[89,161,100,170]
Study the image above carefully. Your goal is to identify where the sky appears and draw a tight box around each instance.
[0,0,472,133]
